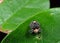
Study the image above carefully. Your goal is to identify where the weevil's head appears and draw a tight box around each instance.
[30,21,40,29]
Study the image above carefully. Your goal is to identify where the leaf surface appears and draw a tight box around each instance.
[0,0,49,31]
[2,8,60,43]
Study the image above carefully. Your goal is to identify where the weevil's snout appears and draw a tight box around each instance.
[33,29,39,33]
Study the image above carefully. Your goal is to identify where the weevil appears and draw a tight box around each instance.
[29,21,41,34]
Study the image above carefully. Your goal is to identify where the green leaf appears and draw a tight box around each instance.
[0,0,49,30]
[2,8,60,43]
[0,0,29,25]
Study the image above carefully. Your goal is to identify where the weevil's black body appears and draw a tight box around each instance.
[29,21,41,34]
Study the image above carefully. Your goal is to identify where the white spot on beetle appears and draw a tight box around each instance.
[33,21,36,23]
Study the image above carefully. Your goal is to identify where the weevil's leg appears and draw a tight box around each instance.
[29,29,34,34]
[38,28,41,34]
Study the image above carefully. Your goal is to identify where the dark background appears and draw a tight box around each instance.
[0,32,7,42]
[0,0,60,42]
[50,0,60,8]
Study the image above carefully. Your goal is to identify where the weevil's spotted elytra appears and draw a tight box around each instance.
[29,21,41,34]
